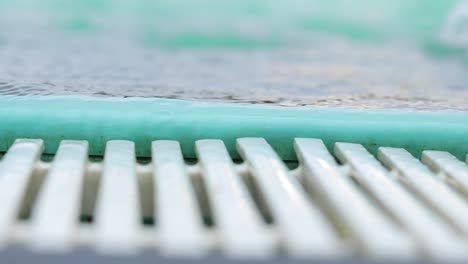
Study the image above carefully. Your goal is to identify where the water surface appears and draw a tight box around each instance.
[1,0,467,110]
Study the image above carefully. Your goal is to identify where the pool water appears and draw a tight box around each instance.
[1,0,468,110]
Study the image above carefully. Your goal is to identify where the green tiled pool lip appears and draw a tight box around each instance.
[1,95,468,161]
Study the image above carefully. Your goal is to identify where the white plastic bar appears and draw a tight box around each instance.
[94,140,141,253]
[295,139,414,258]
[30,140,88,251]
[422,151,468,193]
[379,147,468,237]
[237,138,341,257]
[0,139,43,246]
[152,141,206,256]
[335,143,467,259]
[196,140,273,257]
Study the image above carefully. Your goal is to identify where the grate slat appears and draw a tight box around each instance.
[196,139,274,257]
[152,140,207,256]
[30,140,88,251]
[94,140,141,253]
[295,139,414,258]
[237,138,342,257]
[378,147,468,237]
[335,143,468,259]
[0,139,43,246]
[422,151,468,193]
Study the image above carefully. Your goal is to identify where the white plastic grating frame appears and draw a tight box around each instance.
[0,138,468,261]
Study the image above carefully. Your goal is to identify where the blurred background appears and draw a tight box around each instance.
[0,0,467,110]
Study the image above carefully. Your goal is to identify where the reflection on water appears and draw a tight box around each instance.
[0,0,467,110]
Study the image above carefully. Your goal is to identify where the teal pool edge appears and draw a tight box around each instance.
[1,95,468,161]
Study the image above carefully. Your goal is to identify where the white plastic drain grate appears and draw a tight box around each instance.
[1,138,468,261]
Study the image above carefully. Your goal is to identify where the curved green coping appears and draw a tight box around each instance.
[1,95,467,161]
